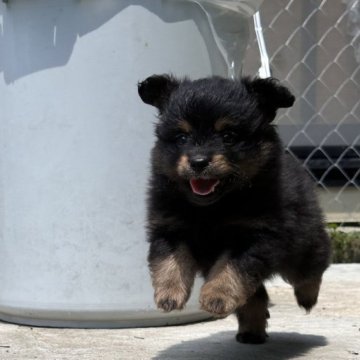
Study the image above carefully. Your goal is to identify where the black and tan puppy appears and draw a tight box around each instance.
[138,75,331,344]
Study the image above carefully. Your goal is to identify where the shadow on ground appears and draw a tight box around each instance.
[153,331,327,360]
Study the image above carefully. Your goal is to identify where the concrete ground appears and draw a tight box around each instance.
[0,264,359,360]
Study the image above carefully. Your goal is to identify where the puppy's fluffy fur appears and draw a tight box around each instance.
[138,75,331,344]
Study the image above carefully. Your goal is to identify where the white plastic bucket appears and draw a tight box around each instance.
[0,0,261,327]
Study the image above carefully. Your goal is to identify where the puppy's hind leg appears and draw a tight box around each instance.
[293,276,322,312]
[235,284,270,344]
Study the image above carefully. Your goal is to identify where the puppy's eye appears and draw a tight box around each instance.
[175,133,188,145]
[221,131,238,145]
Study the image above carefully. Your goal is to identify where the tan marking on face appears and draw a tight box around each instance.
[178,120,192,133]
[199,254,255,316]
[177,155,190,176]
[212,154,232,173]
[235,141,275,180]
[149,244,197,311]
[214,118,236,132]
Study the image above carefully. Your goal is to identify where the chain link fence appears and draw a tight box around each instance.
[244,0,360,224]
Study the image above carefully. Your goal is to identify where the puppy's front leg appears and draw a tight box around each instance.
[149,241,197,312]
[200,254,251,317]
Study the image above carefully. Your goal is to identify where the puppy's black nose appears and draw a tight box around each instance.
[190,156,209,171]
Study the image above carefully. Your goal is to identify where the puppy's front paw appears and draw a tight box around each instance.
[154,287,189,312]
[200,283,244,317]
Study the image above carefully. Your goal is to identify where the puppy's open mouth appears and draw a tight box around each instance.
[190,178,220,196]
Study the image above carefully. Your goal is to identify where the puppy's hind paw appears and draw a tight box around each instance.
[293,277,322,313]
[236,332,268,345]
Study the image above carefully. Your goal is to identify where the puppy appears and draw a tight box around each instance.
[138,75,331,344]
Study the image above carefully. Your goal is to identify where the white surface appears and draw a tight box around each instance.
[0,0,260,326]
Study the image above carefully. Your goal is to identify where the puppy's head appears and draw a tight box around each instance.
[138,75,295,206]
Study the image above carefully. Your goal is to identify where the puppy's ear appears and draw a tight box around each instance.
[246,77,295,122]
[138,74,179,111]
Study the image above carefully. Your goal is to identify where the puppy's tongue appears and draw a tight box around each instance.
[190,178,220,196]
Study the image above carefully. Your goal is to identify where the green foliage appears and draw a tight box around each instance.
[330,230,360,263]
[327,223,340,230]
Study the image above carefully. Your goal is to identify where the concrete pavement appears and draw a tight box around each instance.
[0,264,359,360]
